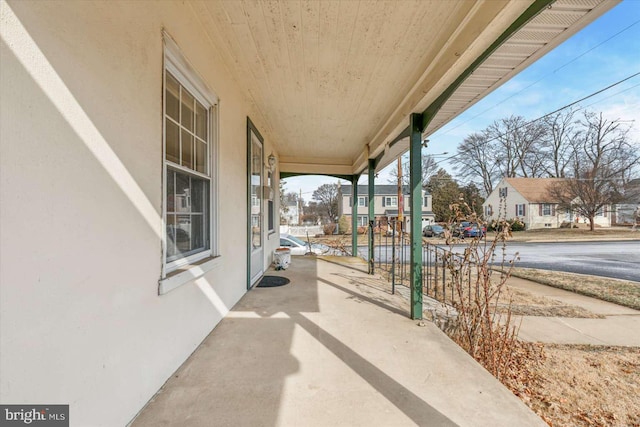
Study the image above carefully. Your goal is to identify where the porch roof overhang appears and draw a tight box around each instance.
[192,0,617,176]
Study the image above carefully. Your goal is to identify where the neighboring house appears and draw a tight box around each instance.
[483,178,612,229]
[339,185,435,229]
[613,179,640,225]
[281,200,300,225]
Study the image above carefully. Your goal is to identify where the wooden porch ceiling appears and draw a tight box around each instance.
[191,0,617,176]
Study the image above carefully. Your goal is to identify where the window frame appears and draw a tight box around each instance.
[357,196,367,207]
[516,204,525,217]
[385,196,398,207]
[267,171,275,234]
[542,204,552,216]
[358,215,369,227]
[161,33,220,286]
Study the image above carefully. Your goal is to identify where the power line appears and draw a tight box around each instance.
[582,82,640,110]
[433,71,640,167]
[438,19,640,136]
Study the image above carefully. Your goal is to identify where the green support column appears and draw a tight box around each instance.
[368,159,375,274]
[410,113,425,320]
[352,175,359,257]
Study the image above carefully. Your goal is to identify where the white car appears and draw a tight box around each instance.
[279,234,331,255]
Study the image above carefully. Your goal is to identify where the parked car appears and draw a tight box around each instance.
[422,224,445,237]
[452,222,486,238]
[279,234,332,255]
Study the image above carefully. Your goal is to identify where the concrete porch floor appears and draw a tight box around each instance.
[131,257,545,427]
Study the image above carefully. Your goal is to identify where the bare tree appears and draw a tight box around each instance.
[454,132,501,195]
[547,112,640,231]
[488,115,547,178]
[540,108,580,178]
[387,154,437,187]
[312,183,340,223]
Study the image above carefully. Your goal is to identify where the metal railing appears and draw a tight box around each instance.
[369,218,476,308]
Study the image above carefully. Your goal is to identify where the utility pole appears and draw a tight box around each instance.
[397,157,403,238]
[298,189,302,225]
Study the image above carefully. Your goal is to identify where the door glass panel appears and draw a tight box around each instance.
[251,135,262,249]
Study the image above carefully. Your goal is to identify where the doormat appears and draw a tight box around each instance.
[256,276,290,288]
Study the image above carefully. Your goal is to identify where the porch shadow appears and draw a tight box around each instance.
[289,311,457,426]
[132,257,545,426]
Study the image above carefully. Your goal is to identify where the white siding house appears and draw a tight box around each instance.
[483,178,612,229]
[338,185,435,228]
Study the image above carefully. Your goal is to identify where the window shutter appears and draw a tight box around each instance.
[382,197,386,207]
[539,204,542,216]
[523,204,526,216]
[365,197,368,207]
[349,197,352,207]
[515,204,518,216]
[551,205,556,216]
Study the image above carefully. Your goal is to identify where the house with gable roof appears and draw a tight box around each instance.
[338,184,435,229]
[483,178,612,229]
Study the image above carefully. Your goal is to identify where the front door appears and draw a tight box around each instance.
[248,119,264,287]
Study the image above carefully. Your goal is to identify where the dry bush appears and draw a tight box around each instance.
[443,199,546,392]
[323,223,336,235]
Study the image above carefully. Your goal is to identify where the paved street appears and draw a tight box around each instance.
[500,240,640,282]
[360,240,640,282]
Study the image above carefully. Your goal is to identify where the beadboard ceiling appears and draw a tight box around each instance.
[191,0,617,176]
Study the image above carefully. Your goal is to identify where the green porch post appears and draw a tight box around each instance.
[368,159,375,274]
[352,175,359,257]
[410,113,425,319]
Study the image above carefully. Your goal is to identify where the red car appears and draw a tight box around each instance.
[453,221,486,238]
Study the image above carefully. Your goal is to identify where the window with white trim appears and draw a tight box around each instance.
[542,204,552,216]
[384,196,398,207]
[516,204,525,217]
[358,196,367,207]
[358,215,369,227]
[163,39,218,275]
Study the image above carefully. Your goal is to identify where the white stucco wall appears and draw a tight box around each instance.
[0,1,278,425]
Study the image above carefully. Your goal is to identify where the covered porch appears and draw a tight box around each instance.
[0,0,617,425]
[132,256,544,426]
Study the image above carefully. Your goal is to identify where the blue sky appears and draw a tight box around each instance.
[284,0,640,201]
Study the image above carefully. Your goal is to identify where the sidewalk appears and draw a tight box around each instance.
[506,277,640,346]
